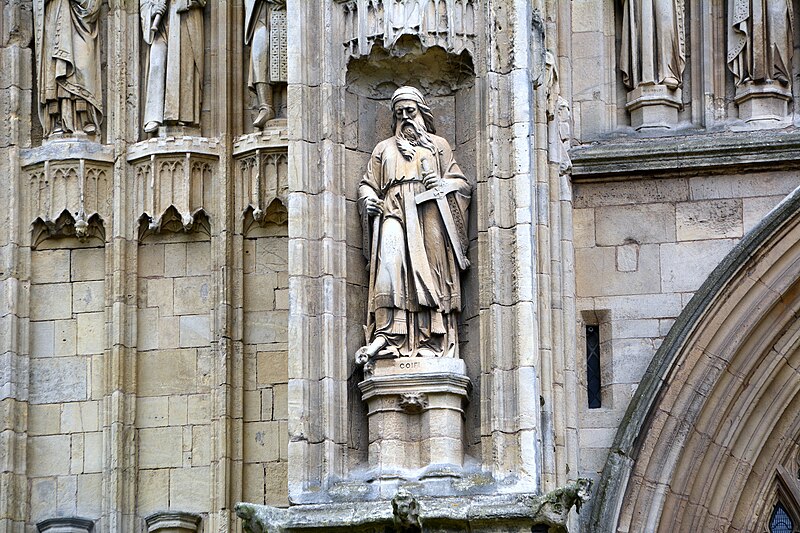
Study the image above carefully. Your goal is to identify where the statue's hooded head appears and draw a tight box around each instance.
[391,86,436,135]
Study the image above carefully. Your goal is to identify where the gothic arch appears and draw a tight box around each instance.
[592,186,800,532]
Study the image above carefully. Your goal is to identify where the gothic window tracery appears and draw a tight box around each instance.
[770,502,796,533]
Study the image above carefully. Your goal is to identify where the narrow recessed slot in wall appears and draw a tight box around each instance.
[586,324,601,409]
[580,309,611,410]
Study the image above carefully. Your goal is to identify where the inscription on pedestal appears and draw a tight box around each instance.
[373,357,466,377]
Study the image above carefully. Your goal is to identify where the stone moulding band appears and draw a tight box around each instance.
[358,372,472,401]
[570,130,800,179]
[236,480,592,533]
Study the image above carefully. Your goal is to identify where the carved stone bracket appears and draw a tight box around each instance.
[337,0,476,57]
[21,140,114,247]
[127,136,219,239]
[144,511,201,533]
[233,124,289,231]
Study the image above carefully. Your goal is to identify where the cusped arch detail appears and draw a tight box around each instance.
[592,186,800,533]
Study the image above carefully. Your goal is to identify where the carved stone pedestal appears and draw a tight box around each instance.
[626,85,682,130]
[359,358,470,479]
[233,122,289,227]
[735,81,792,124]
[127,136,220,238]
[21,139,114,246]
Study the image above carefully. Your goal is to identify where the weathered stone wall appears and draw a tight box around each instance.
[572,168,800,480]
[135,235,213,514]
[27,245,105,522]
[242,224,289,507]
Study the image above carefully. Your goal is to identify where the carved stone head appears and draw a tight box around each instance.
[390,86,436,135]
[391,488,421,531]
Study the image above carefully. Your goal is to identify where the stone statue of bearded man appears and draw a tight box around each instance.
[356,86,471,364]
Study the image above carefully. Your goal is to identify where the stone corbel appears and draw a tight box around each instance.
[233,125,289,231]
[337,0,476,58]
[127,136,220,240]
[22,140,114,247]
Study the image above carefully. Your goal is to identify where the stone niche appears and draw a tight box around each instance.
[22,140,114,247]
[342,42,479,485]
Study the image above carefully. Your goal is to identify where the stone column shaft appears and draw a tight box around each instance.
[0,2,33,529]
[478,0,542,490]
[286,0,350,501]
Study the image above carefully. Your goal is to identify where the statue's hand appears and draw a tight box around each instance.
[423,173,442,190]
[364,197,384,216]
[153,0,166,16]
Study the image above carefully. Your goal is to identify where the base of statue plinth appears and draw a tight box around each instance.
[358,358,471,477]
[626,85,682,130]
[151,124,202,138]
[735,81,791,124]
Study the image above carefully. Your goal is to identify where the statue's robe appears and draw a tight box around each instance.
[35,0,103,135]
[141,0,205,128]
[727,0,793,86]
[619,0,686,89]
[359,134,470,358]
[245,0,285,89]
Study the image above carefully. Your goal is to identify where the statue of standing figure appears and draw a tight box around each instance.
[619,0,686,90]
[34,0,104,137]
[140,0,206,134]
[356,87,471,363]
[727,0,794,87]
[245,0,287,128]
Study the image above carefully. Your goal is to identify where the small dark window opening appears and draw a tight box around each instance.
[771,502,794,533]
[586,325,601,409]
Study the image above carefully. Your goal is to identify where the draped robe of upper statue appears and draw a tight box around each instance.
[358,88,471,360]
[35,0,103,137]
[140,0,206,133]
[245,0,285,128]
[727,0,794,86]
[620,0,686,90]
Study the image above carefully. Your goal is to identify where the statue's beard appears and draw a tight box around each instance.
[396,118,434,161]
